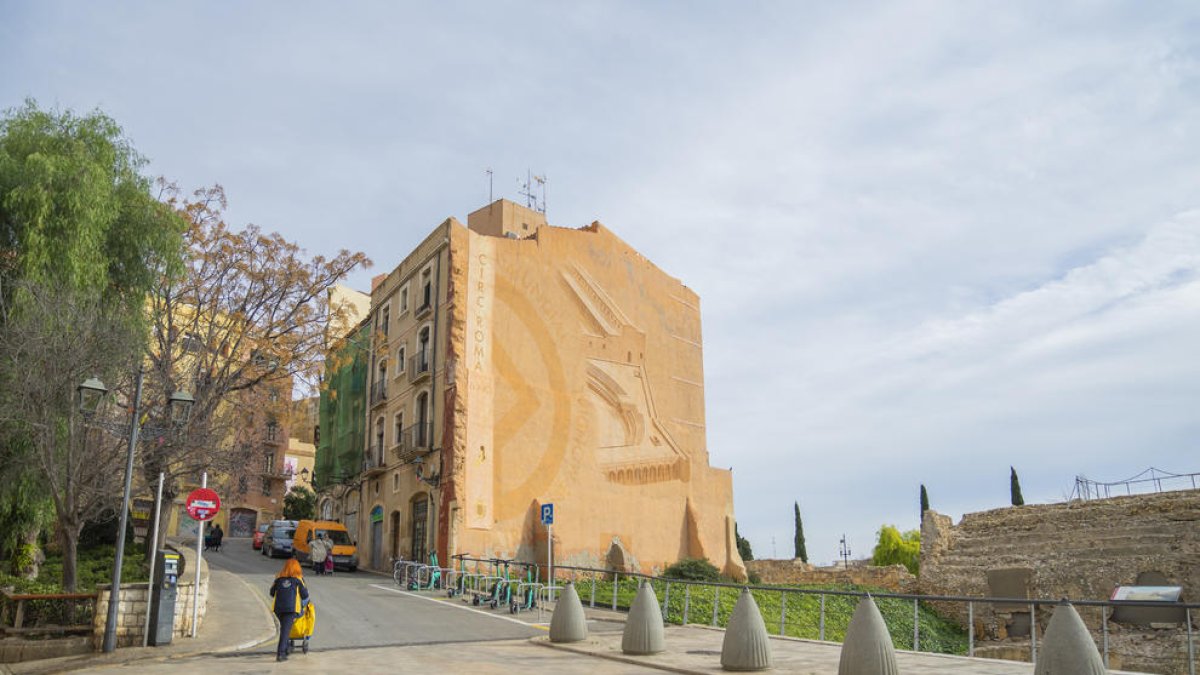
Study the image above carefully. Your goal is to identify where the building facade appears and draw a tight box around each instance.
[318,200,745,579]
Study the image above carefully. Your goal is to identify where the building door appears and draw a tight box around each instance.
[229,508,257,538]
[390,511,401,560]
[410,496,428,563]
[371,520,383,570]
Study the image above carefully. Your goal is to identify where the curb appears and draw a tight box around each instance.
[532,636,703,675]
[213,571,278,653]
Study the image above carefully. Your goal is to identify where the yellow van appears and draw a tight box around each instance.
[292,520,359,572]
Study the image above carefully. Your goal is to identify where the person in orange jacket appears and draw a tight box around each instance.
[268,558,309,661]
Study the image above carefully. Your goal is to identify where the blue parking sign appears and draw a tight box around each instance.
[541,503,554,525]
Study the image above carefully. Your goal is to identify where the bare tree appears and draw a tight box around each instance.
[140,184,369,546]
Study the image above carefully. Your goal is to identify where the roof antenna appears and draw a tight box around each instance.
[517,170,548,214]
[485,168,493,203]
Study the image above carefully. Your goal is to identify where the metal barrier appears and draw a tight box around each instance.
[0,590,97,635]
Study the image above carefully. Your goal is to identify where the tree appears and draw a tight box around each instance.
[0,280,147,591]
[1010,466,1025,506]
[283,485,317,520]
[871,525,920,576]
[0,101,186,591]
[140,184,369,550]
[920,484,929,518]
[793,501,808,563]
[734,523,753,561]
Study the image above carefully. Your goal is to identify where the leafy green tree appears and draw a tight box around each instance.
[920,484,929,518]
[283,486,317,521]
[871,525,920,575]
[794,501,808,563]
[0,101,186,591]
[1010,466,1025,506]
[734,523,753,561]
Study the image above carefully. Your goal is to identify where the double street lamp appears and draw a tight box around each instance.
[78,370,193,653]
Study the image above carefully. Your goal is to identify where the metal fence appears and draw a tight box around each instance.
[1072,467,1200,501]
[0,590,97,636]
[436,557,1197,673]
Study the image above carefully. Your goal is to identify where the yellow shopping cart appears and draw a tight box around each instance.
[287,602,316,655]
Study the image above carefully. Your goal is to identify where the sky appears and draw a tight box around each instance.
[3,1,1198,565]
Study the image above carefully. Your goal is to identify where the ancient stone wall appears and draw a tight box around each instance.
[745,559,916,592]
[920,490,1200,674]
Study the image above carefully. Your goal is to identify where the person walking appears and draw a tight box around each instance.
[268,559,309,662]
[309,534,328,576]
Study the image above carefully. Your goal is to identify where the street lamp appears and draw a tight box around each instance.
[81,371,193,653]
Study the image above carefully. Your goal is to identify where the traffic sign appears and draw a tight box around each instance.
[185,488,221,522]
[541,503,554,525]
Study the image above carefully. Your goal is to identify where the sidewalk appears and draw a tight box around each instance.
[0,569,276,674]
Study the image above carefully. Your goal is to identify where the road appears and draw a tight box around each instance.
[206,537,551,650]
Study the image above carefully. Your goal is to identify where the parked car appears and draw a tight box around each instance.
[292,520,358,572]
[262,520,299,558]
[252,523,269,550]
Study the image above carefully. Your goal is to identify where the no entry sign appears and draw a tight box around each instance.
[185,488,221,522]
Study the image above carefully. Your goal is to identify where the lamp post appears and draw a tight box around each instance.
[81,369,193,653]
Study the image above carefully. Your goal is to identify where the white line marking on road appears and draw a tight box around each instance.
[368,584,549,630]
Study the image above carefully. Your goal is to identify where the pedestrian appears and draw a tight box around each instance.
[211,524,223,552]
[268,558,309,662]
[309,534,327,576]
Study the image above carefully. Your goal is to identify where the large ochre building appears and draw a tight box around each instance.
[317,200,745,579]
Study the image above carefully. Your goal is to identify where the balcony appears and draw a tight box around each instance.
[362,450,387,477]
[408,354,431,383]
[414,297,433,319]
[370,380,387,407]
[393,423,434,463]
[260,466,293,481]
[264,425,284,445]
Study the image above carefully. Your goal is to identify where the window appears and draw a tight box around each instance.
[261,478,272,496]
[420,268,433,310]
[396,345,406,373]
[381,304,390,336]
[393,412,404,446]
[238,476,248,495]
[266,422,279,442]
[181,332,204,353]
[373,479,379,497]
[393,472,400,492]
[263,452,275,473]
[313,424,320,445]
[399,284,409,313]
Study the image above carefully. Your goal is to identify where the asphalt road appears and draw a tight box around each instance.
[205,538,547,650]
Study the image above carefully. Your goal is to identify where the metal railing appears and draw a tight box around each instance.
[435,557,1197,672]
[1072,467,1200,501]
[369,380,387,406]
[408,354,431,383]
[394,423,433,462]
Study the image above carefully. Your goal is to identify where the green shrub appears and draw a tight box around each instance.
[663,557,721,582]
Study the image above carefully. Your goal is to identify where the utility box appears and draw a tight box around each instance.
[148,550,181,646]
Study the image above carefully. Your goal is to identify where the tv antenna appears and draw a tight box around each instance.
[838,534,852,568]
[485,168,493,203]
[517,169,547,214]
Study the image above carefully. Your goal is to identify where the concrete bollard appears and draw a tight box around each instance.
[549,581,588,643]
[838,595,898,675]
[1034,602,1106,675]
[622,580,665,655]
[720,587,773,671]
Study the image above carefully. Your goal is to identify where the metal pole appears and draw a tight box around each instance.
[967,601,974,657]
[612,572,618,610]
[711,587,720,626]
[779,592,787,635]
[141,472,164,647]
[1030,602,1037,665]
[546,522,553,600]
[191,472,206,638]
[662,582,670,617]
[819,594,825,641]
[1101,606,1109,667]
[1187,607,1194,675]
[589,577,596,608]
[683,584,690,625]
[913,598,920,651]
[103,367,144,653]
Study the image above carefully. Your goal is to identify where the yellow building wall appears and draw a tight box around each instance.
[446,202,745,579]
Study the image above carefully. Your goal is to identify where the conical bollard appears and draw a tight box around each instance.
[720,587,773,671]
[549,582,588,643]
[1034,602,1106,675]
[838,595,898,675]
[622,580,665,655]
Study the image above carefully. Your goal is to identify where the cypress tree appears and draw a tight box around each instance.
[1010,467,1025,506]
[793,501,808,563]
[920,484,930,518]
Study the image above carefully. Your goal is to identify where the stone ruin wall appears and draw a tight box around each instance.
[745,559,916,592]
[920,490,1200,674]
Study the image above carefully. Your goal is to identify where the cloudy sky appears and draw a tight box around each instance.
[4,2,1198,564]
